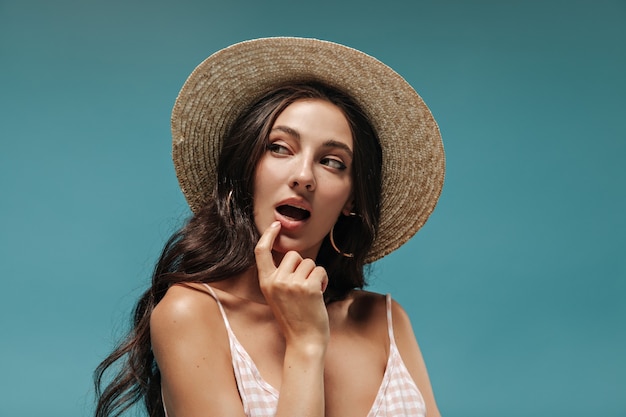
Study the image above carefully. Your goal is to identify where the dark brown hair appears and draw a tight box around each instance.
[93,82,382,417]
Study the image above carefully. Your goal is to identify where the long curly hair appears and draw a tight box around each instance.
[93,82,383,417]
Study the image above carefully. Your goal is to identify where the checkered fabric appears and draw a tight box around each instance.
[367,294,426,416]
[185,286,427,416]
[206,284,279,416]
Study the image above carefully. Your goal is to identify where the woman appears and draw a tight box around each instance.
[94,38,445,417]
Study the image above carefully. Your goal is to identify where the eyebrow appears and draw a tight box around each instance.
[271,125,354,158]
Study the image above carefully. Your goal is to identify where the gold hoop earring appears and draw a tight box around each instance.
[226,190,233,208]
[330,212,358,258]
[225,190,234,225]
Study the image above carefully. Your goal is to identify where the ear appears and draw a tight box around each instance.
[341,199,354,216]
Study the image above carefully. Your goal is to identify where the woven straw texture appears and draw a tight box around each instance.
[172,37,445,263]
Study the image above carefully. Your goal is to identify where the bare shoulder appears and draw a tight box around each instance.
[340,291,414,340]
[342,291,441,416]
[152,283,215,320]
[343,289,387,322]
[334,290,416,335]
[150,282,230,366]
[387,295,443,417]
[150,283,222,340]
[388,297,417,343]
[150,283,246,416]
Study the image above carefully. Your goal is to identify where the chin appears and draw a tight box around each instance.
[273,237,320,260]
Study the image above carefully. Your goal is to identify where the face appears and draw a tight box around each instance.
[253,99,354,260]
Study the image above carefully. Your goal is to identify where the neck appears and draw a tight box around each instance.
[211,266,267,304]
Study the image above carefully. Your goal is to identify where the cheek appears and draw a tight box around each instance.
[253,158,273,199]
[252,157,279,224]
[322,180,353,212]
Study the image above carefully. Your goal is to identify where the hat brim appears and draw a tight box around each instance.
[172,37,445,263]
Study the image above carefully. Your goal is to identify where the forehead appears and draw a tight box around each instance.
[272,99,353,142]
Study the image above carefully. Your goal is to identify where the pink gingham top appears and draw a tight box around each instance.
[165,284,426,416]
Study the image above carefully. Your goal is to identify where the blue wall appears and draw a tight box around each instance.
[1,1,624,416]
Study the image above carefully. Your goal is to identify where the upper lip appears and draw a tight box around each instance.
[275,197,313,214]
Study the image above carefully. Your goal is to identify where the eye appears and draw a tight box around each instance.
[321,157,347,170]
[267,143,291,155]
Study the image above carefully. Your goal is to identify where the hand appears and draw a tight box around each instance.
[254,221,330,348]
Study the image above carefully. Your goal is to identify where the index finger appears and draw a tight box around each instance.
[254,221,281,275]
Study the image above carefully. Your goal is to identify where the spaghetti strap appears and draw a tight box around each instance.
[385,293,396,347]
[367,293,427,417]
[199,283,279,416]
[201,282,219,300]
[201,284,229,323]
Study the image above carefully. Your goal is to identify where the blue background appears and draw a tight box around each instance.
[1,1,624,416]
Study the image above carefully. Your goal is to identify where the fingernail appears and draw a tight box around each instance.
[271,221,280,228]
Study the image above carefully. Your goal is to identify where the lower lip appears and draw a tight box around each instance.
[275,211,309,232]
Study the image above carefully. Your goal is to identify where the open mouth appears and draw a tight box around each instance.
[276,204,311,221]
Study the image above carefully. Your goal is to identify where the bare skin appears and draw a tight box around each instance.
[151,224,442,417]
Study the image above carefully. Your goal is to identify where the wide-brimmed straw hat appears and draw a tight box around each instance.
[172,37,444,263]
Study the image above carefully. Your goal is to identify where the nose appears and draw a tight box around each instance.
[290,160,316,191]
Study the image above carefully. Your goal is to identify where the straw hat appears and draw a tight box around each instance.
[172,37,444,263]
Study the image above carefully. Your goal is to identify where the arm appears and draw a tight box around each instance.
[255,221,329,417]
[150,285,247,417]
[391,299,442,417]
